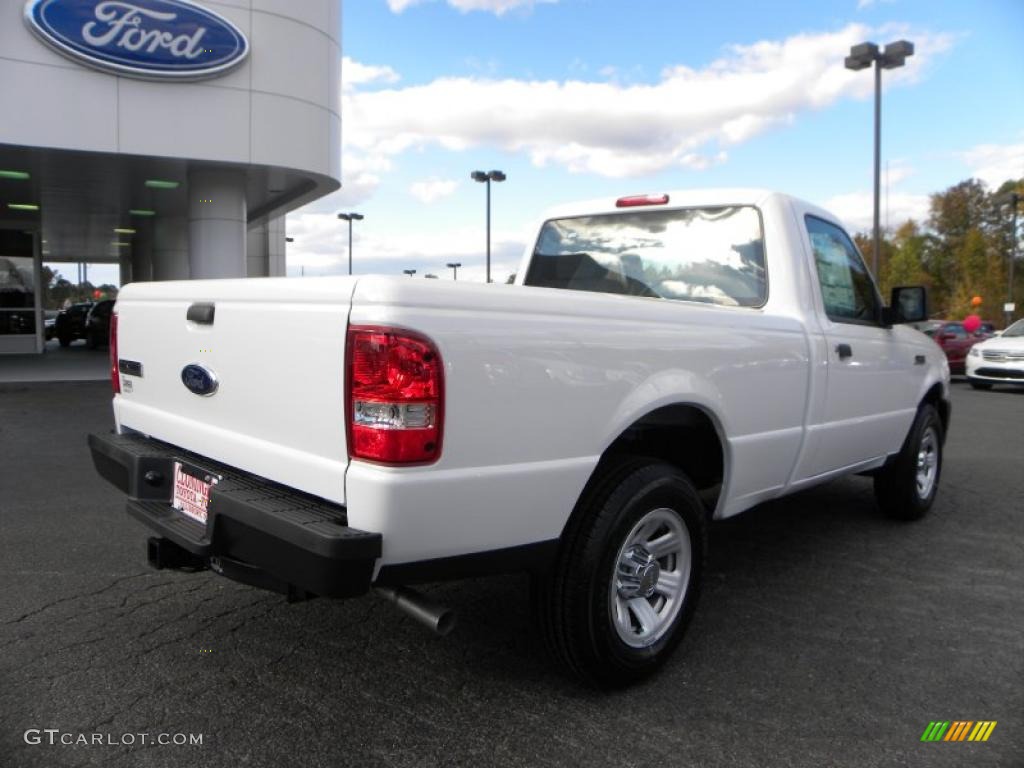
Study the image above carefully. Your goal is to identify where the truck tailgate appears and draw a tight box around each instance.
[112,276,358,505]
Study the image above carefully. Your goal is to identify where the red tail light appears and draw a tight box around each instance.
[109,311,120,394]
[346,326,444,464]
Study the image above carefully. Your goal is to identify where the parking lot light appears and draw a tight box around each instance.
[845,39,914,277]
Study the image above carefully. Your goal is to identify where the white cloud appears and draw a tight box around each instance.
[333,152,393,207]
[962,141,1024,189]
[388,0,558,15]
[822,190,930,233]
[857,0,896,10]
[342,57,400,89]
[884,159,914,186]
[342,24,953,179]
[409,178,460,203]
[285,212,524,282]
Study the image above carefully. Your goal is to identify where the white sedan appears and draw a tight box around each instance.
[966,318,1024,389]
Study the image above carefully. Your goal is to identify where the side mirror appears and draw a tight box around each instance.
[889,285,928,323]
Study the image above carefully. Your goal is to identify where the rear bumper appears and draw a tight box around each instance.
[88,431,381,598]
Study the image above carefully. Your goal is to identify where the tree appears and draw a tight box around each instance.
[990,178,1024,324]
[945,227,1005,321]
[881,220,929,298]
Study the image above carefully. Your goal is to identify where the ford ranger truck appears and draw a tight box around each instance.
[89,189,950,686]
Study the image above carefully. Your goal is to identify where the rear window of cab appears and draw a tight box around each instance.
[524,205,767,308]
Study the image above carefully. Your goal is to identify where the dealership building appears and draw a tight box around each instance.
[0,0,341,354]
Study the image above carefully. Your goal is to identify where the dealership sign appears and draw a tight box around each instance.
[24,0,249,80]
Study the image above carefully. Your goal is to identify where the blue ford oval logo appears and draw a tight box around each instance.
[24,0,249,80]
[181,364,218,396]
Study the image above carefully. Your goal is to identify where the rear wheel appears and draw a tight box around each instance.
[874,404,943,520]
[968,378,992,390]
[535,458,706,687]
[58,334,71,347]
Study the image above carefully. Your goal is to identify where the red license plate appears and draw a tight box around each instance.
[171,461,220,524]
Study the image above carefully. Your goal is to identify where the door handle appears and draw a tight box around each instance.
[836,343,853,359]
[187,303,215,325]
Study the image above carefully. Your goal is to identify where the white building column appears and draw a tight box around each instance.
[189,169,247,279]
[131,221,153,282]
[267,215,286,277]
[245,214,287,277]
[246,220,269,277]
[152,216,189,280]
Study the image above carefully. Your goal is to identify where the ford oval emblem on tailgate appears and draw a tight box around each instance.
[181,364,218,396]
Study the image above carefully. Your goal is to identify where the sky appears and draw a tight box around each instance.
[87,0,1024,287]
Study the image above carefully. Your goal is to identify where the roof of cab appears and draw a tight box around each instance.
[541,188,788,219]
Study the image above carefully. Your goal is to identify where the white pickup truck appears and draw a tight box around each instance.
[90,189,950,686]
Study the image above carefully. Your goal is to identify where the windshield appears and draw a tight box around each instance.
[524,206,767,307]
[1002,319,1024,337]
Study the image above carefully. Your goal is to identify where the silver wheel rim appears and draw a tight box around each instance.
[609,507,692,649]
[915,426,939,500]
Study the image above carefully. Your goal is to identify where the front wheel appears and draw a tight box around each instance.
[874,404,943,520]
[968,378,992,390]
[535,458,707,687]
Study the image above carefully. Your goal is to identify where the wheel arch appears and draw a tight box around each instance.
[920,381,950,440]
[561,402,730,544]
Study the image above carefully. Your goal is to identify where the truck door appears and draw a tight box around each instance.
[796,215,918,479]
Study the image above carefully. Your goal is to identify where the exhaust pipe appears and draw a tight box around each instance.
[374,586,456,636]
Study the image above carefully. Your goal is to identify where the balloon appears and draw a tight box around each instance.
[963,314,981,334]
[971,296,983,307]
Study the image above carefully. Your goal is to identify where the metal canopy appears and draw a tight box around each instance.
[0,143,325,263]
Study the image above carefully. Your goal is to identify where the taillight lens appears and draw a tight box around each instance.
[346,326,443,464]
[616,193,670,207]
[109,311,120,394]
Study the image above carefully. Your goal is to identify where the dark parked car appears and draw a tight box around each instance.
[85,300,114,348]
[932,320,991,374]
[54,302,93,347]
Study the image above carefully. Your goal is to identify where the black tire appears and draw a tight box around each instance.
[86,331,98,350]
[535,457,707,687]
[968,378,992,390]
[874,404,943,521]
[58,334,71,348]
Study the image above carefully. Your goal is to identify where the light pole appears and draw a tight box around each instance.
[845,39,914,277]
[471,170,506,283]
[337,212,364,275]
[403,269,417,278]
[446,261,462,281]
[997,191,1020,327]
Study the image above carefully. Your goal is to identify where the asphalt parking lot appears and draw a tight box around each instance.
[1,380,1021,767]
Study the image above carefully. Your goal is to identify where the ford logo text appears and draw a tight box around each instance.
[24,0,249,80]
[181,364,218,396]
